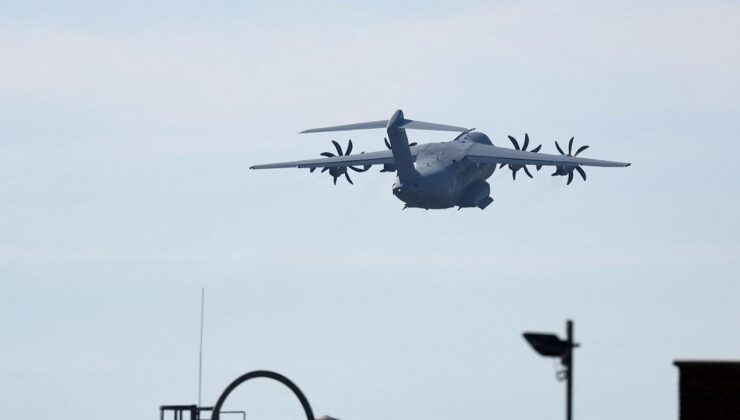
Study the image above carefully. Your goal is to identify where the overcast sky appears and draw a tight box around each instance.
[2,1,740,420]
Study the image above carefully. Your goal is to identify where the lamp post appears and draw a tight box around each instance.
[523,319,578,420]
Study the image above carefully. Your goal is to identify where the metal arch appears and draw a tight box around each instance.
[211,370,315,420]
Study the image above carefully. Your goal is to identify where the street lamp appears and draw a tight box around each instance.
[523,319,578,420]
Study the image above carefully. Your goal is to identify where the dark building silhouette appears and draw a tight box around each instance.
[674,361,740,420]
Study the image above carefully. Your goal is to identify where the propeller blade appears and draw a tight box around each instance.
[344,173,353,184]
[531,145,542,153]
[332,140,343,156]
[555,141,565,155]
[575,166,587,181]
[536,164,542,171]
[310,167,316,173]
[320,152,335,158]
[500,163,507,169]
[523,133,530,151]
[346,140,353,155]
[574,145,589,156]
[512,168,518,180]
[523,166,533,178]
[333,176,338,185]
[568,137,574,155]
[567,171,574,185]
[321,167,329,173]
[349,165,369,172]
[508,135,520,150]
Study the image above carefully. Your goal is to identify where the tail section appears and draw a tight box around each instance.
[385,110,417,181]
[299,109,469,181]
[299,111,468,134]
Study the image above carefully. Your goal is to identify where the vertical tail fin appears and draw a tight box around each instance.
[386,110,417,181]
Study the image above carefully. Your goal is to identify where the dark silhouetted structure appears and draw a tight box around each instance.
[523,319,578,420]
[159,405,245,420]
[160,370,337,420]
[674,361,740,420]
[211,370,315,420]
[160,405,202,420]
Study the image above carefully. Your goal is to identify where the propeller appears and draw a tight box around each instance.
[380,137,418,172]
[500,133,542,180]
[552,137,589,185]
[309,140,370,185]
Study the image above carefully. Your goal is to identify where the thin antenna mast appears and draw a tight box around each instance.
[198,287,205,407]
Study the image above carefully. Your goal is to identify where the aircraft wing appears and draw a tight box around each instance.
[466,143,630,168]
[250,149,396,170]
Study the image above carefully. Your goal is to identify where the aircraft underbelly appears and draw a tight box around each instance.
[392,158,494,209]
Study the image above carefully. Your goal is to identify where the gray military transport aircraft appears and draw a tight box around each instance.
[250,110,630,210]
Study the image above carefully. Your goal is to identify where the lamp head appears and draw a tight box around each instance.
[523,332,569,357]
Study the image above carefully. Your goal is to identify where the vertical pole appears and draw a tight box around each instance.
[198,288,205,408]
[566,319,574,420]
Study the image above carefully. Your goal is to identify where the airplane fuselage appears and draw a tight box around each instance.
[392,132,496,210]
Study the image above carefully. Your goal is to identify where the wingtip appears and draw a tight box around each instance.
[625,163,632,167]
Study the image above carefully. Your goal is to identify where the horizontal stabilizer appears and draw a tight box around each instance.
[399,120,468,132]
[300,115,468,134]
[300,120,388,134]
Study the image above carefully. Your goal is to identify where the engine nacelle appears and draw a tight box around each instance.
[457,180,493,209]
[380,163,397,173]
[328,166,346,177]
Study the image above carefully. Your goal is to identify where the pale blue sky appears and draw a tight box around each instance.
[2,1,739,420]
